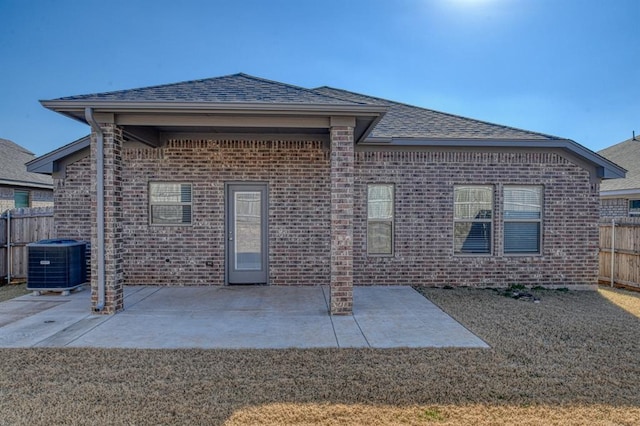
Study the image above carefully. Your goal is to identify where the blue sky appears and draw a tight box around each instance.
[0,0,638,156]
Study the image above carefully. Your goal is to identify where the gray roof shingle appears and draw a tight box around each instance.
[598,138,640,192]
[46,73,565,141]
[312,87,560,140]
[36,73,625,180]
[53,73,363,105]
[0,139,53,188]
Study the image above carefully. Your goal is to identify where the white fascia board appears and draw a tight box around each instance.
[40,100,388,116]
[600,189,640,198]
[0,179,53,189]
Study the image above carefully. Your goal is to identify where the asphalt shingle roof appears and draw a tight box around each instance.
[40,71,598,148]
[53,73,363,105]
[598,138,640,192]
[47,73,564,141]
[0,139,53,188]
[312,87,560,140]
[36,73,626,179]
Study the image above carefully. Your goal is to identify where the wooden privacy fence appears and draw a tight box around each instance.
[599,217,640,290]
[1,207,54,281]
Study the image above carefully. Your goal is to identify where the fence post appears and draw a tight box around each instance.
[610,218,615,288]
[5,209,10,285]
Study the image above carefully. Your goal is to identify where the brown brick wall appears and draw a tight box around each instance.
[0,198,13,212]
[121,138,330,286]
[54,156,91,241]
[90,125,125,313]
[0,187,53,210]
[329,126,354,314]
[56,142,600,288]
[600,198,629,217]
[354,151,599,287]
[32,189,54,204]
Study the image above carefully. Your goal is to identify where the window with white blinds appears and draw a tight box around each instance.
[454,185,493,255]
[367,184,394,255]
[149,183,192,225]
[503,185,542,254]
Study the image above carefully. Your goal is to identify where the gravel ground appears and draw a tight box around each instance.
[0,286,639,425]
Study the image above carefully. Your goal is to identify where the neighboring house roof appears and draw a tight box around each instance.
[0,138,53,189]
[598,137,640,195]
[33,73,625,179]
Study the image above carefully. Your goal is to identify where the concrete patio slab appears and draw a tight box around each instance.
[0,285,489,349]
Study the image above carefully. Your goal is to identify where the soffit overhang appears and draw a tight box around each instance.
[40,100,387,144]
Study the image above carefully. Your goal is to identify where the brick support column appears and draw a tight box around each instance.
[329,118,355,315]
[90,124,124,314]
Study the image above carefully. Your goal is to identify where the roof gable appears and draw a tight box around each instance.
[52,73,363,105]
[0,139,53,188]
[26,135,91,174]
[0,138,34,155]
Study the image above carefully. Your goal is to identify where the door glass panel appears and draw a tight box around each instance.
[234,191,262,270]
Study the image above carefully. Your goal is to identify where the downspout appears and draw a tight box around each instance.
[85,107,105,311]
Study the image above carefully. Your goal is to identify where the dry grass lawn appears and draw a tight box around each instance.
[0,282,29,302]
[1,286,639,425]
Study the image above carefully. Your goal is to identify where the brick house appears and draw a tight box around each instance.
[0,138,53,211]
[29,73,624,315]
[598,135,639,217]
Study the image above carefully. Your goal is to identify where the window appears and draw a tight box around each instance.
[367,184,394,255]
[454,185,493,254]
[149,183,192,225]
[14,190,29,208]
[504,185,542,254]
[629,200,640,216]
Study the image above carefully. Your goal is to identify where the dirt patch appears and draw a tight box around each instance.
[1,287,639,425]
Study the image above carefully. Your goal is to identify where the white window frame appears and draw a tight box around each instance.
[367,184,394,256]
[629,199,640,216]
[149,182,193,226]
[453,185,493,255]
[503,185,543,255]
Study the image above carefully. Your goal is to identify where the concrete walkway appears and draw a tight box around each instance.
[0,286,488,349]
